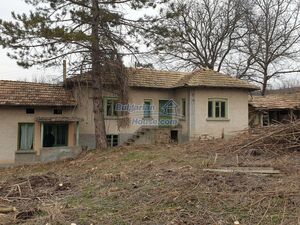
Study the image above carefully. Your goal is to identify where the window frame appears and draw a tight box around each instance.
[18,123,35,151]
[106,134,119,147]
[143,99,152,119]
[104,97,118,118]
[53,108,63,115]
[207,98,229,120]
[42,123,69,148]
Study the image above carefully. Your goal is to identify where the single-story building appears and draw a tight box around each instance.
[249,92,300,127]
[67,68,258,147]
[0,68,258,165]
[0,80,81,165]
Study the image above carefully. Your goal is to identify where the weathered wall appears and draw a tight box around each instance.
[73,86,250,147]
[74,86,181,147]
[192,88,249,139]
[173,88,189,142]
[0,106,77,165]
[0,86,250,165]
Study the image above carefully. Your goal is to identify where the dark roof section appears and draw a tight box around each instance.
[0,80,76,107]
[249,92,300,110]
[67,68,259,91]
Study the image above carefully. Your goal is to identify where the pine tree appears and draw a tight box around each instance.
[0,0,163,149]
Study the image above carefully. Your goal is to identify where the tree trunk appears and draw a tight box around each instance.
[91,0,108,149]
[261,68,268,96]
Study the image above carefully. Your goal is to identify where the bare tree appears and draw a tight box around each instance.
[230,0,300,95]
[146,0,244,71]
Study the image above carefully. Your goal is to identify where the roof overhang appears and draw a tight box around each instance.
[35,117,83,122]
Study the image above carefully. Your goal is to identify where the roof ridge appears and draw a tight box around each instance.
[127,67,190,75]
[176,71,196,87]
[0,79,60,86]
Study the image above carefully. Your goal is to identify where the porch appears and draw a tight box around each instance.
[15,117,82,165]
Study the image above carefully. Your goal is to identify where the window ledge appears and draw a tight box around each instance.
[206,118,230,122]
[16,150,36,154]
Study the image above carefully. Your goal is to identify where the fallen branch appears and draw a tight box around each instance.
[0,207,16,214]
[203,167,280,174]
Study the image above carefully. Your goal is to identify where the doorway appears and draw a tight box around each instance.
[171,130,178,143]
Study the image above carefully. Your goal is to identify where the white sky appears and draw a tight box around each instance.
[0,1,297,88]
[0,0,69,82]
[0,0,152,82]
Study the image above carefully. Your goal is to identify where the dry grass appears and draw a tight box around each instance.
[0,130,299,225]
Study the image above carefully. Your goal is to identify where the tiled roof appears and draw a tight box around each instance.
[0,80,76,107]
[68,68,259,91]
[249,92,300,109]
[176,69,259,90]
[128,68,187,88]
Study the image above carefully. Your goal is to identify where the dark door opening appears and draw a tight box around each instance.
[171,130,178,143]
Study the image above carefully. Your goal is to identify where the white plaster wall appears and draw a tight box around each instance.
[192,88,249,139]
[74,87,175,135]
[0,106,77,164]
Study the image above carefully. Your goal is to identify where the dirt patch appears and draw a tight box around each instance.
[0,129,299,224]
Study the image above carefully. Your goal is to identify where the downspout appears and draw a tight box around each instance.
[76,121,80,146]
[188,88,192,140]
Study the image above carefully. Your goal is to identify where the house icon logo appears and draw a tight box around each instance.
[160,99,179,117]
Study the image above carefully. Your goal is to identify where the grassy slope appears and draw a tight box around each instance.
[0,142,299,225]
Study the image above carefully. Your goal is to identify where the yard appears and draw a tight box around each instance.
[0,127,299,225]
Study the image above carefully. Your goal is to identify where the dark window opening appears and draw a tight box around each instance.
[144,100,152,118]
[262,112,270,126]
[208,101,213,118]
[107,135,119,147]
[43,123,68,147]
[215,102,220,118]
[182,99,186,117]
[54,109,63,115]
[221,102,226,118]
[105,98,118,117]
[26,108,35,114]
[171,130,178,143]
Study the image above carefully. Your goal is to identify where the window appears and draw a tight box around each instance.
[26,108,35,114]
[263,112,270,126]
[18,123,34,151]
[107,135,118,147]
[208,99,228,119]
[182,99,186,117]
[43,123,68,147]
[105,98,118,117]
[54,109,63,115]
[144,99,152,118]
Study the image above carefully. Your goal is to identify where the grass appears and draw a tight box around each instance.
[0,143,299,225]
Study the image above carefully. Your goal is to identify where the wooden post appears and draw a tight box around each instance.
[34,122,41,156]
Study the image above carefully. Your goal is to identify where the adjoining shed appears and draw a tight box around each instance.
[249,92,300,127]
[0,80,81,166]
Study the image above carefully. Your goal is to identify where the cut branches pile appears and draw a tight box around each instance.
[225,120,300,155]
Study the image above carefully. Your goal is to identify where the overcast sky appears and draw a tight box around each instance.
[0,0,64,82]
[0,0,149,82]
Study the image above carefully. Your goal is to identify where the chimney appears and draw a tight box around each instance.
[63,59,67,85]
